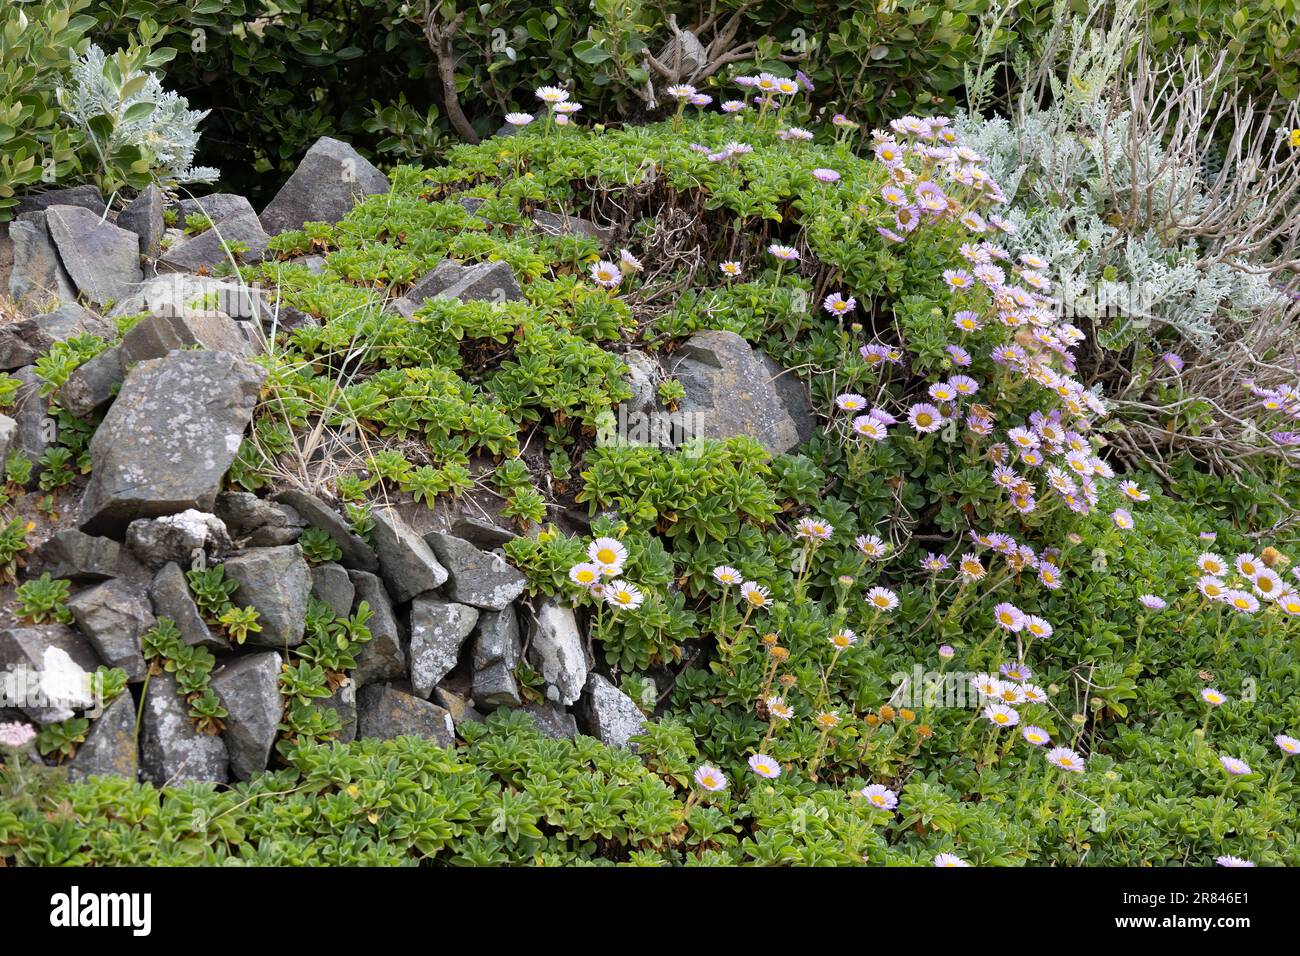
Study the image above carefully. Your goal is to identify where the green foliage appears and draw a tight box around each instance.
[15,572,73,624]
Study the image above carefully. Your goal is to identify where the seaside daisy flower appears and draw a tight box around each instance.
[666,84,697,99]
[1198,576,1227,600]
[1046,747,1085,772]
[959,553,987,581]
[983,703,1020,727]
[767,696,794,720]
[590,260,622,288]
[866,587,899,612]
[689,93,712,106]
[605,580,644,610]
[1000,661,1032,681]
[921,552,950,572]
[1138,594,1167,611]
[618,248,644,274]
[972,673,1003,698]
[554,101,583,115]
[1162,352,1184,373]
[1278,591,1300,616]
[943,269,974,291]
[1111,508,1134,530]
[861,784,899,810]
[851,416,889,440]
[928,381,957,402]
[748,753,782,779]
[721,99,747,113]
[823,292,856,316]
[952,310,983,333]
[1201,687,1226,706]
[908,403,943,434]
[1275,734,1300,755]
[534,86,569,104]
[855,534,888,558]
[836,392,868,412]
[1038,561,1063,587]
[768,243,800,261]
[1251,568,1284,601]
[1020,683,1049,703]
[1198,553,1227,576]
[881,184,909,205]
[741,581,772,608]
[569,563,602,588]
[1119,481,1149,502]
[1224,590,1260,614]
[812,168,841,183]
[694,765,728,791]
[779,127,814,141]
[719,260,743,278]
[1022,725,1051,746]
[948,374,979,396]
[0,721,36,748]
[829,628,858,649]
[504,112,534,126]
[946,344,973,366]
[1219,755,1251,776]
[1215,856,1255,867]
[713,565,743,586]
[1235,553,1262,578]
[588,537,628,574]
[938,644,955,660]
[795,517,834,541]
[815,711,841,729]
[993,602,1025,631]
[1021,615,1053,640]
[933,853,970,867]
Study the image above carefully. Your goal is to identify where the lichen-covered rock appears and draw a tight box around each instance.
[0,626,102,723]
[209,651,282,780]
[0,303,114,371]
[221,545,313,648]
[579,673,647,749]
[66,578,154,682]
[356,683,454,747]
[44,204,143,305]
[0,414,13,468]
[426,532,526,610]
[109,273,271,323]
[125,510,232,570]
[118,184,165,257]
[523,701,579,740]
[409,597,478,698]
[16,185,106,217]
[525,598,588,706]
[78,350,266,536]
[67,693,138,781]
[259,136,390,235]
[348,570,404,686]
[392,260,523,317]
[30,529,139,582]
[369,506,447,603]
[140,672,228,785]
[10,366,52,488]
[310,562,355,618]
[7,212,76,309]
[159,205,270,272]
[215,492,306,548]
[318,679,357,743]
[148,561,229,651]
[273,490,378,572]
[471,607,522,710]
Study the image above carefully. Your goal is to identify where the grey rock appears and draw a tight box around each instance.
[273,490,378,572]
[290,254,327,274]
[260,137,390,235]
[434,687,484,728]
[471,607,521,710]
[140,672,228,785]
[0,303,114,371]
[0,221,10,293]
[7,213,75,310]
[174,193,256,225]
[391,260,522,317]
[579,673,647,749]
[210,651,282,780]
[118,185,165,257]
[109,273,271,323]
[53,348,125,418]
[148,561,229,651]
[622,349,660,419]
[16,185,106,217]
[8,366,50,487]
[78,350,266,536]
[449,516,516,550]
[0,625,102,723]
[159,209,269,273]
[45,204,143,305]
[531,209,614,246]
[125,510,232,569]
[318,679,357,743]
[348,570,404,686]
[759,353,816,446]
[66,578,154,682]
[369,507,447,603]
[0,413,13,466]
[670,330,802,456]
[425,532,526,610]
[31,529,139,582]
[221,545,313,648]
[526,598,587,706]
[215,492,306,547]
[409,597,478,699]
[67,692,138,781]
[356,683,454,747]
[523,701,578,740]
[310,562,355,618]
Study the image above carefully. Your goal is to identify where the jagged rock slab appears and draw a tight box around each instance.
[9,366,51,487]
[531,209,614,245]
[221,545,313,648]
[16,185,106,217]
[523,702,579,740]
[348,570,404,686]
[118,185,165,257]
[78,350,266,535]
[471,607,521,710]
[30,529,139,582]
[392,260,523,317]
[0,303,114,371]
[45,205,143,305]
[140,672,228,785]
[434,687,484,729]
[409,597,478,699]
[159,209,270,272]
[260,137,390,235]
[273,490,378,572]
[7,213,75,311]
[526,598,587,706]
[210,651,282,780]
[670,329,804,456]
[369,506,447,603]
[356,683,454,747]
[174,193,257,225]
[66,578,154,682]
[0,625,102,723]
[425,532,526,610]
[449,516,516,550]
[310,562,355,618]
[148,561,229,651]
[579,673,647,749]
[67,692,138,781]
[215,492,305,547]
[125,510,232,570]
[109,273,271,323]
[318,680,357,743]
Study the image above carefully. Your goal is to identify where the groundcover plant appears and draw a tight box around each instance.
[1,5,1298,873]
